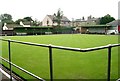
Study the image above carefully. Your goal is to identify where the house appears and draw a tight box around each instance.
[42,15,71,27]
[1,22,31,36]
[74,20,120,34]
[2,23,19,30]
[1,23,17,35]
[72,16,100,27]
[71,16,120,34]
[1,21,31,31]
[106,20,120,34]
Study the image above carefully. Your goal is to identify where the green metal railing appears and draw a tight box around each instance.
[0,38,119,81]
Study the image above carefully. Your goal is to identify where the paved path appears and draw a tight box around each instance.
[0,67,16,81]
[0,64,24,81]
[0,72,9,81]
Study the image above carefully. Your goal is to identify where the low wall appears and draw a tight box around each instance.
[2,30,15,36]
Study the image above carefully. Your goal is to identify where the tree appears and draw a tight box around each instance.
[100,14,115,24]
[53,8,63,27]
[0,13,14,24]
[23,17,33,21]
[32,18,40,26]
[15,16,33,25]
[15,19,26,24]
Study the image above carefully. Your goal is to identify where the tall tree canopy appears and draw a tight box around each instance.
[15,16,33,25]
[23,17,33,21]
[15,17,40,26]
[100,14,115,24]
[15,19,26,24]
[54,8,63,27]
[0,13,13,24]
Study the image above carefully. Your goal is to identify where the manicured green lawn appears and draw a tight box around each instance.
[1,34,119,80]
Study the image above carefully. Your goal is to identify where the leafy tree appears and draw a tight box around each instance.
[32,19,40,26]
[15,19,26,24]
[15,16,33,25]
[0,13,14,24]
[23,17,33,21]
[100,14,115,24]
[15,17,40,26]
[53,8,63,27]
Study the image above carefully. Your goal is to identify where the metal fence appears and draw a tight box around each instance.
[0,38,120,81]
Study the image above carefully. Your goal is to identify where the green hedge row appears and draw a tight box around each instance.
[14,26,74,35]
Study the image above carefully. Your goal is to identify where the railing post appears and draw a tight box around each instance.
[49,44,53,81]
[107,46,112,81]
[8,40,12,81]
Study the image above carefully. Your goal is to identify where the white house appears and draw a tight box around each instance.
[42,15,71,27]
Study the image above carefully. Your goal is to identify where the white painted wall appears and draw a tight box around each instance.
[42,16,53,26]
[3,23,8,30]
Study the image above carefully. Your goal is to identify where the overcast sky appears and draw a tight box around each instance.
[0,0,119,21]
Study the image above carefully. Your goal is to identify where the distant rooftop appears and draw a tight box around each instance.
[107,20,120,26]
[47,15,70,22]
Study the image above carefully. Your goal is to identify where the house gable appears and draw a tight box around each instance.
[42,15,70,26]
[42,15,54,26]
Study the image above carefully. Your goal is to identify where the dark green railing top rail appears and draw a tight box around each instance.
[0,38,120,81]
[1,38,120,51]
